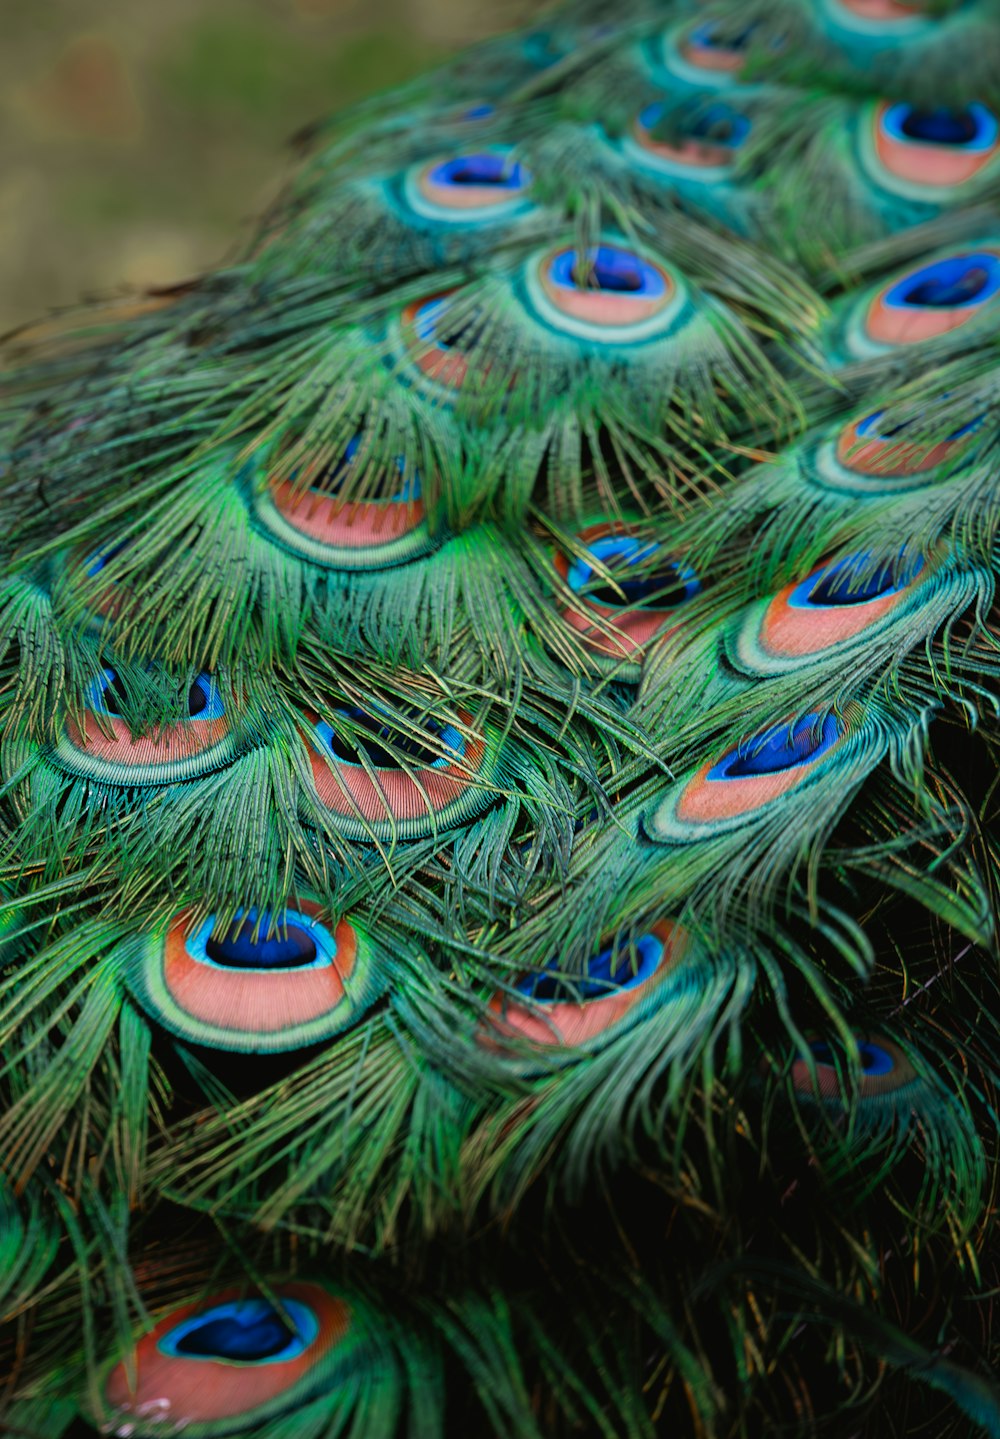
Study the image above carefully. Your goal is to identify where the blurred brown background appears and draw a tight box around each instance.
[1,0,526,333]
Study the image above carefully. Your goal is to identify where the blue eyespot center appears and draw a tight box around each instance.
[854,407,983,444]
[186,908,335,974]
[187,675,224,721]
[176,1310,288,1361]
[428,153,529,190]
[689,101,751,146]
[855,409,895,440]
[886,102,997,149]
[204,913,319,970]
[859,1041,895,1075]
[295,433,421,503]
[688,20,756,52]
[87,669,223,723]
[159,1298,319,1365]
[319,707,465,770]
[412,297,479,350]
[792,550,923,608]
[886,254,1000,310]
[187,676,213,717]
[90,668,130,717]
[549,245,667,298]
[85,539,130,578]
[567,535,699,607]
[711,713,841,781]
[308,433,360,495]
[901,106,976,145]
[414,299,446,344]
[516,931,663,1003]
[640,100,751,149]
[809,1038,895,1077]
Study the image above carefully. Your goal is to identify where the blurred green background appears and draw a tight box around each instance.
[1,0,525,333]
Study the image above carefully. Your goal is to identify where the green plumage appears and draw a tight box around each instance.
[3,1,1000,1435]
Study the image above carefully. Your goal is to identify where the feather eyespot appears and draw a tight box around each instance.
[400,290,480,390]
[704,713,841,782]
[55,668,233,785]
[406,148,532,221]
[255,435,433,570]
[462,102,495,121]
[791,1035,916,1101]
[486,921,689,1048]
[827,0,930,26]
[834,407,981,478]
[733,551,926,670]
[63,537,136,624]
[660,17,782,88]
[789,552,923,606]
[86,669,224,723]
[158,1297,319,1362]
[529,243,685,342]
[680,20,754,73]
[315,707,466,770]
[644,712,846,841]
[96,1282,351,1435]
[127,900,386,1052]
[857,250,1000,349]
[302,703,498,839]
[553,523,699,675]
[869,102,1000,190]
[630,99,751,173]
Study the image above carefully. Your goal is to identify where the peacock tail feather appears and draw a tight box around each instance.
[3,0,1000,1434]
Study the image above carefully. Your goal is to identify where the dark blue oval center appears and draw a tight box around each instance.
[175,1307,292,1362]
[205,916,318,970]
[549,245,667,298]
[710,713,841,781]
[428,153,529,190]
[885,253,1000,310]
[516,931,662,1003]
[809,1038,895,1077]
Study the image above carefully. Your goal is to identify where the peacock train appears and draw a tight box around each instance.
[3,1,1000,1435]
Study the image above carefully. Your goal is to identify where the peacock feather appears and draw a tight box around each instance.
[3,1,1000,1436]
